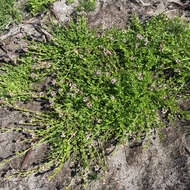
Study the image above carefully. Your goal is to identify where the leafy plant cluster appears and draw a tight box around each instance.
[27,0,57,15]
[0,0,21,34]
[0,13,190,188]
[0,0,96,33]
[28,0,96,15]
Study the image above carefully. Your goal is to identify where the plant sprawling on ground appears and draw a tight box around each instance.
[0,13,190,188]
[27,0,57,15]
[0,0,21,34]
[28,0,96,15]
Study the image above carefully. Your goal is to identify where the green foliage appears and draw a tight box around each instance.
[0,0,21,33]
[27,0,57,15]
[27,0,96,16]
[0,13,190,188]
[78,0,96,12]
[66,0,75,5]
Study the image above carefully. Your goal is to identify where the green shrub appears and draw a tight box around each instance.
[0,13,190,188]
[0,0,21,33]
[78,0,96,12]
[27,0,57,15]
[27,0,96,16]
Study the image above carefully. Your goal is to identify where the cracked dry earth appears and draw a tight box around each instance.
[0,0,190,189]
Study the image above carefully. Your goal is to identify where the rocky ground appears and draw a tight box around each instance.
[0,0,190,189]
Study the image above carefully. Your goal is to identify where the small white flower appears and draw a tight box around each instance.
[111,78,117,84]
[161,108,167,114]
[61,131,65,138]
[96,70,101,75]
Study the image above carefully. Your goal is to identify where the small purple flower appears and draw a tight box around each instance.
[32,93,36,98]
[60,80,64,84]
[32,64,37,69]
[51,91,56,97]
[72,84,76,88]
[96,70,101,75]
[111,96,115,100]
[31,73,35,78]
[105,72,109,76]
[111,78,117,84]
[39,92,44,96]
[46,63,51,68]
[49,99,54,104]
[9,92,14,97]
[87,102,92,108]
[177,94,182,97]
[142,109,145,113]
[137,73,143,80]
[175,68,180,72]
[104,48,112,56]
[176,59,180,63]
[78,11,87,16]
[16,33,22,38]
[144,38,148,46]
[97,119,101,124]
[130,56,134,60]
[67,17,72,22]
[163,96,168,99]
[59,112,63,118]
[23,48,28,52]
[22,42,28,47]
[61,131,65,138]
[58,88,63,93]
[160,64,164,68]
[40,64,45,69]
[136,43,139,48]
[36,74,39,80]
[79,54,83,59]
[93,96,98,101]
[122,29,126,33]
[83,97,88,102]
[75,89,80,93]
[162,108,167,114]
[52,80,56,85]
[136,34,143,40]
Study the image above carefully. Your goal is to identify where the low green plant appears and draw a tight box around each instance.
[27,0,57,15]
[77,0,96,12]
[0,0,21,34]
[0,13,190,188]
[27,0,96,16]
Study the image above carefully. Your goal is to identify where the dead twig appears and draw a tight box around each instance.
[20,138,38,170]
[168,0,187,9]
[50,7,60,21]
[32,23,58,46]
